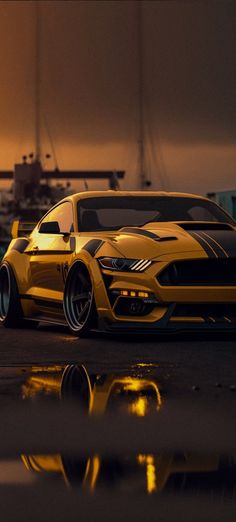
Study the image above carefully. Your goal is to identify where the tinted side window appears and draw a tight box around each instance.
[41,202,74,233]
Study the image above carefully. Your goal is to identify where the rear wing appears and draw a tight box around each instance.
[11,220,37,239]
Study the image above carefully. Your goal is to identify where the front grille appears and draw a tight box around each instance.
[157,259,236,286]
[114,297,154,317]
[173,303,236,320]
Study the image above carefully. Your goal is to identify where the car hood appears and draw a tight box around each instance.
[97,222,236,260]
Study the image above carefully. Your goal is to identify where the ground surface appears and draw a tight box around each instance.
[0,324,236,521]
[0,324,235,395]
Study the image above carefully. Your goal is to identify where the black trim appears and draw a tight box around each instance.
[120,228,160,240]
[120,227,178,242]
[34,298,63,310]
[98,304,176,331]
[157,258,236,286]
[188,231,218,258]
[173,303,236,321]
[99,317,236,333]
[178,223,233,231]
[27,250,73,256]
[83,239,104,257]
[186,229,236,258]
[11,239,29,253]
[157,236,177,242]
[19,294,34,300]
[114,296,154,317]
[201,230,236,257]
[200,232,228,258]
[20,294,62,308]
[70,237,76,251]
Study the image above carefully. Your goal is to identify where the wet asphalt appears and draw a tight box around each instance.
[0,324,235,398]
[0,323,236,522]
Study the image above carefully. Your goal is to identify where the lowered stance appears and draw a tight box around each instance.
[0,191,236,335]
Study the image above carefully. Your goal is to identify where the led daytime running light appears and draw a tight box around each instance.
[98,257,152,272]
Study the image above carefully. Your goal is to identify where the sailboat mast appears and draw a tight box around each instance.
[35,1,41,162]
[137,1,145,189]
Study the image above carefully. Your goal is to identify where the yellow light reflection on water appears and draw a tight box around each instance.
[120,378,162,411]
[138,454,157,494]
[83,455,101,491]
[129,396,148,417]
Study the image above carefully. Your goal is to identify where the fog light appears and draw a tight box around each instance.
[119,290,150,298]
[138,291,149,298]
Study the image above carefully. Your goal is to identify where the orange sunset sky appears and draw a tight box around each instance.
[0,0,236,194]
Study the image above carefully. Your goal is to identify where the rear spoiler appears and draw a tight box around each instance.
[11,220,37,239]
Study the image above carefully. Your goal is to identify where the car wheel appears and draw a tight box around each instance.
[63,262,97,337]
[0,262,39,329]
[0,262,23,327]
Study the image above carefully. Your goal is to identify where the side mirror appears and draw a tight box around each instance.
[39,221,61,234]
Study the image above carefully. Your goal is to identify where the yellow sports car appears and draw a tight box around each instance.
[0,190,236,335]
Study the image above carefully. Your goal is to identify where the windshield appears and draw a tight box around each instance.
[77,196,235,232]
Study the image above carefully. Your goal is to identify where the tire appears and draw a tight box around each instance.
[0,262,39,329]
[0,262,23,327]
[63,262,97,337]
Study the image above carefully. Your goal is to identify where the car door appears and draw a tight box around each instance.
[27,201,75,304]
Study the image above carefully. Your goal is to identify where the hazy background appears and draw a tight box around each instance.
[0,0,236,193]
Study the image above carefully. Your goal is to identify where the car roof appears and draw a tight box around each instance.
[64,190,209,204]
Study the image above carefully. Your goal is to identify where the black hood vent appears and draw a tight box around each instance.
[177,222,234,231]
[120,227,177,241]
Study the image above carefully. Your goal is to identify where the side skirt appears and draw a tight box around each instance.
[20,294,66,326]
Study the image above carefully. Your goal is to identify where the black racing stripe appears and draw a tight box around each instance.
[188,231,218,258]
[201,230,236,257]
[70,236,76,252]
[27,250,72,255]
[83,239,104,257]
[120,227,160,239]
[120,227,177,242]
[200,232,228,258]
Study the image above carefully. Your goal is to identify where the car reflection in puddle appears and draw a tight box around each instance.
[0,364,228,497]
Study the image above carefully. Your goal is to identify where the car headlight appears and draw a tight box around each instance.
[98,257,152,272]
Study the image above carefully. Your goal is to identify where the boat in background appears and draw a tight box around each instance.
[0,155,73,259]
[0,3,124,260]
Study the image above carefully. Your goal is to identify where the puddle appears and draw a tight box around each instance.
[0,364,235,504]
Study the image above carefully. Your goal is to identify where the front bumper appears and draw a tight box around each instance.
[97,294,236,332]
[98,313,236,334]
[94,255,236,332]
